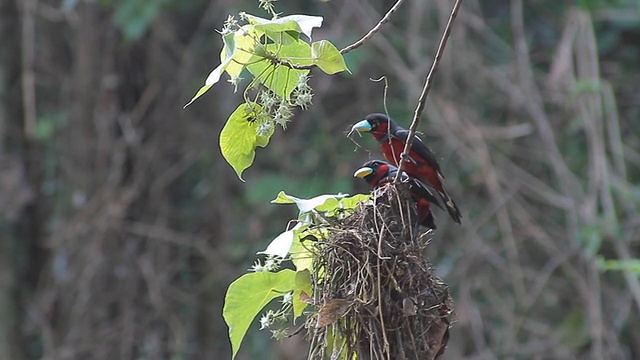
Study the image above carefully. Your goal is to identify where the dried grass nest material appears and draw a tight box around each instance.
[306,183,453,360]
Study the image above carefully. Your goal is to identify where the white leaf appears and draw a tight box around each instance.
[204,62,226,86]
[277,15,323,40]
[244,14,323,40]
[271,191,348,213]
[260,228,294,258]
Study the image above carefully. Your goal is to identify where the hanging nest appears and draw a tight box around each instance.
[305,183,453,360]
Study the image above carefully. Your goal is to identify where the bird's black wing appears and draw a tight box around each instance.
[393,129,442,172]
[410,179,444,211]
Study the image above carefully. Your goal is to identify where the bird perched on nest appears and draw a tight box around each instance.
[351,113,462,224]
[354,159,442,230]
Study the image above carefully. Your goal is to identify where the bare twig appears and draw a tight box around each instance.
[339,0,406,55]
[275,0,406,71]
[395,0,464,181]
[370,76,391,118]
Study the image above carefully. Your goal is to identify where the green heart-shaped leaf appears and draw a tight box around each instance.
[219,102,273,180]
[312,40,350,75]
[224,269,296,359]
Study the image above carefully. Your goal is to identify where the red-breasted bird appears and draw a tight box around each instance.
[354,160,441,230]
[351,113,462,224]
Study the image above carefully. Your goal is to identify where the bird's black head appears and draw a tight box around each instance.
[364,113,391,130]
[354,160,396,187]
[362,159,395,175]
[351,113,396,137]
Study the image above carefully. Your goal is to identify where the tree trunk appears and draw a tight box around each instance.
[0,0,43,359]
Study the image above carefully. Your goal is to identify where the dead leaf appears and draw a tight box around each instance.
[316,299,350,328]
[299,291,315,305]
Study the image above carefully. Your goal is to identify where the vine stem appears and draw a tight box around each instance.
[394,0,464,182]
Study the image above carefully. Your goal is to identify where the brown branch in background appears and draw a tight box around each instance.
[21,0,37,140]
[395,0,464,181]
[339,0,406,55]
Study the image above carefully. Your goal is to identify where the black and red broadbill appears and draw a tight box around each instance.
[354,160,442,230]
[351,114,462,224]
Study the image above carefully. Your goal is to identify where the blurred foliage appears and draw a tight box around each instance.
[1,0,639,359]
[112,0,169,40]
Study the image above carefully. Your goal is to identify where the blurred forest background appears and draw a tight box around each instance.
[1,0,639,359]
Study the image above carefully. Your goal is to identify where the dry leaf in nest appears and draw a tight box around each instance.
[316,299,351,328]
[306,183,453,360]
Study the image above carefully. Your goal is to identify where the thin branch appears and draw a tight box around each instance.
[272,0,406,71]
[370,76,390,117]
[339,0,406,55]
[394,0,464,181]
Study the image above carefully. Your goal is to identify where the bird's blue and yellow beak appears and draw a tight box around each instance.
[351,120,372,133]
[353,166,374,178]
